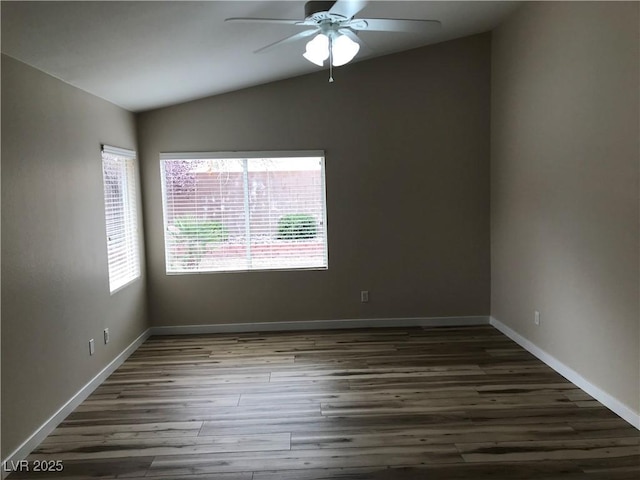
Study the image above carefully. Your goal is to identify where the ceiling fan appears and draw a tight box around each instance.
[225,0,441,81]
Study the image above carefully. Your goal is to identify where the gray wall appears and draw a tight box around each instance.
[1,55,148,458]
[137,34,491,327]
[491,2,639,413]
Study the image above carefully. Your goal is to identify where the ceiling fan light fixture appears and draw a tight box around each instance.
[228,0,443,79]
[303,33,329,66]
[331,33,360,66]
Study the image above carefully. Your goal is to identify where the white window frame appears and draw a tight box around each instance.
[160,150,329,274]
[101,145,141,293]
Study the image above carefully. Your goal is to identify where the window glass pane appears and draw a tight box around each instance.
[248,157,325,270]
[161,153,328,273]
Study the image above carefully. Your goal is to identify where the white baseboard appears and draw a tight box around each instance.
[149,315,490,336]
[1,328,151,478]
[490,316,640,430]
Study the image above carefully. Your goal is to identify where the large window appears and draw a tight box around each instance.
[160,151,328,273]
[101,145,141,292]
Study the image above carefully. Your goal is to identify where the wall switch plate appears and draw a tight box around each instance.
[104,328,110,345]
[361,290,369,303]
[89,339,95,355]
[534,310,541,326]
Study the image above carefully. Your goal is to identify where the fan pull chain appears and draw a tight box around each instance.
[328,36,334,83]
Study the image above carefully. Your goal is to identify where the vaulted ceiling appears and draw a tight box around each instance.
[1,1,519,112]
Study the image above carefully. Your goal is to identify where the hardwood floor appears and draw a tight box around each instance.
[8,325,639,479]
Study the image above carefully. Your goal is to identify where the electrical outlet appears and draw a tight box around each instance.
[534,310,541,326]
[89,339,95,356]
[360,290,369,303]
[104,328,110,345]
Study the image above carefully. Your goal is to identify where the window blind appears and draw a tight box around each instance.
[160,152,328,273]
[102,145,141,292]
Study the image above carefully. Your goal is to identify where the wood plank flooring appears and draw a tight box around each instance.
[8,325,639,479]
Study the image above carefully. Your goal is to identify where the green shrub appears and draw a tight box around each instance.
[171,216,228,269]
[173,216,228,244]
[277,214,317,240]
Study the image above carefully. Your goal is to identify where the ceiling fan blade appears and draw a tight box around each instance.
[329,0,368,19]
[351,18,442,34]
[254,29,318,54]
[225,17,303,26]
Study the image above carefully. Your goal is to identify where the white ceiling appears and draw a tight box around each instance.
[1,1,520,112]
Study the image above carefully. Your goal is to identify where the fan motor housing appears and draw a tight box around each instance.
[305,1,343,21]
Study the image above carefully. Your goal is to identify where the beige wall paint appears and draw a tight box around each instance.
[137,34,491,327]
[491,2,639,413]
[1,55,148,457]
